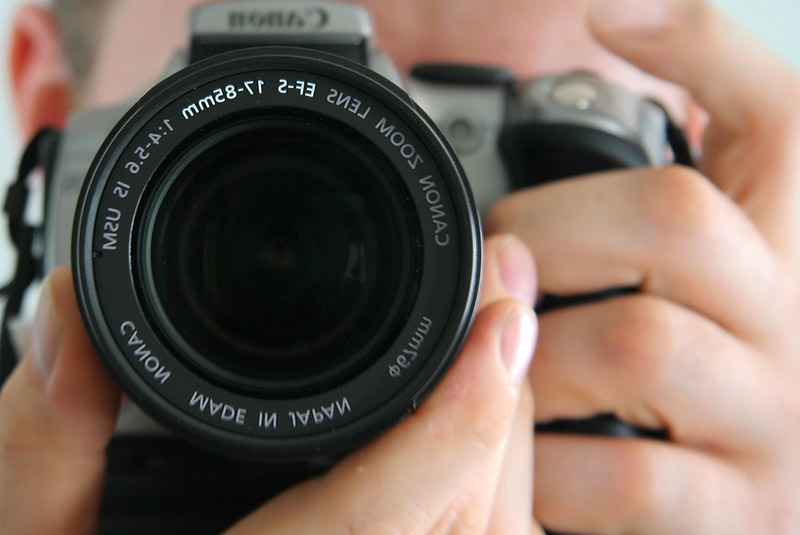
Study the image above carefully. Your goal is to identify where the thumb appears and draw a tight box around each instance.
[588,0,800,262]
[226,300,537,534]
[0,267,121,535]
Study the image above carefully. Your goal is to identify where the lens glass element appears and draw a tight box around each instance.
[141,110,419,394]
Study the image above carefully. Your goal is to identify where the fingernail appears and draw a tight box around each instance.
[32,279,61,380]
[589,0,670,34]
[498,236,536,306]
[500,309,536,385]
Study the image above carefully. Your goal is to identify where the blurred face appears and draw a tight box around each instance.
[83,0,688,117]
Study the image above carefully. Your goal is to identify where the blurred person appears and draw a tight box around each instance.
[2,0,800,534]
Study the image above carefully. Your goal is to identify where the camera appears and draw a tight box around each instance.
[30,0,682,465]
[0,1,695,531]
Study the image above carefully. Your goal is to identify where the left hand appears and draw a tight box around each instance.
[486,0,800,533]
[0,269,122,535]
[0,238,542,535]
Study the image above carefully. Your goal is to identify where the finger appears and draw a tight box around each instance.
[226,300,537,535]
[479,234,537,310]
[460,235,536,534]
[588,0,798,134]
[588,0,800,262]
[534,435,755,535]
[0,267,121,535]
[485,166,795,345]
[486,381,535,535]
[531,294,787,455]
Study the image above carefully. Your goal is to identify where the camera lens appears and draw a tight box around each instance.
[73,48,480,461]
[141,112,417,395]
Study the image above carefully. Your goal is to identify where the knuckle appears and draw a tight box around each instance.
[637,166,721,253]
[440,347,518,455]
[467,397,516,454]
[606,444,664,524]
[429,494,486,535]
[599,296,678,388]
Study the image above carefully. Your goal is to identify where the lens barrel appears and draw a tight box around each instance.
[73,48,480,461]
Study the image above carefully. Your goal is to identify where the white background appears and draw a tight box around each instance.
[0,0,799,285]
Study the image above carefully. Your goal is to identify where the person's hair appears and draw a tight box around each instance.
[51,0,113,90]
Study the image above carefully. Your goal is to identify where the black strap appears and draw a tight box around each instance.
[1,128,61,384]
[100,436,333,535]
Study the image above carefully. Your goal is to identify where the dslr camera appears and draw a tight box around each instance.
[0,1,692,532]
[36,0,680,463]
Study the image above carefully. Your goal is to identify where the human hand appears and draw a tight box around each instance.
[485,0,800,533]
[0,268,122,535]
[0,236,541,535]
[226,234,541,535]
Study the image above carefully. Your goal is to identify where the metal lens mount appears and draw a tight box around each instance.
[73,47,481,461]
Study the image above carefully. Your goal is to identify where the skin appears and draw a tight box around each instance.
[3,0,800,533]
[80,0,689,112]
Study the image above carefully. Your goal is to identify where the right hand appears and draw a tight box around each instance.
[486,0,800,532]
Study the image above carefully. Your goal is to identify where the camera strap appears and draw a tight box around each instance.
[0,128,61,385]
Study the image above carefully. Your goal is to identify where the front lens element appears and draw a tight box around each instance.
[142,111,418,394]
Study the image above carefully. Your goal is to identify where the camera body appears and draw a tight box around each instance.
[42,0,672,461]
[44,1,669,273]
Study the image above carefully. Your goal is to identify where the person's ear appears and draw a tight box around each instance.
[9,4,71,142]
